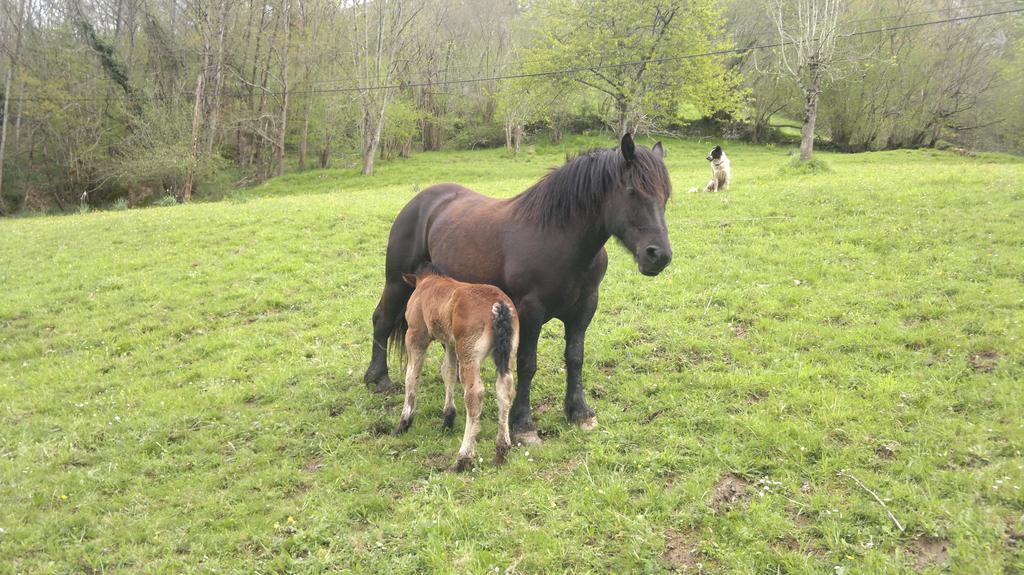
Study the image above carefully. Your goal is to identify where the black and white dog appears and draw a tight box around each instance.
[704,145,731,192]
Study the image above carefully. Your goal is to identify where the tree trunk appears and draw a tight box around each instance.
[299,101,309,170]
[278,0,290,178]
[0,67,12,214]
[513,123,523,156]
[361,86,390,175]
[799,84,820,161]
[319,103,332,168]
[1,0,29,214]
[205,0,228,156]
[361,142,376,175]
[615,96,631,138]
[183,72,204,203]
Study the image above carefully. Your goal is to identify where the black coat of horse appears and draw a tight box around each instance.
[363,134,673,444]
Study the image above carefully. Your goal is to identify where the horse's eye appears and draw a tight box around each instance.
[628,188,640,197]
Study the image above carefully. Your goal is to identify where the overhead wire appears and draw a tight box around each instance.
[6,7,1022,105]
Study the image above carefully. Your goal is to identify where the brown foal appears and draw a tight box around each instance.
[394,266,519,471]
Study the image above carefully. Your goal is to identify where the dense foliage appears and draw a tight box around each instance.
[0,0,1020,212]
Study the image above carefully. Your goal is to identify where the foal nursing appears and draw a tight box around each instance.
[394,266,520,471]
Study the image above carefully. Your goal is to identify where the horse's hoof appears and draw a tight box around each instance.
[495,442,510,466]
[442,408,456,430]
[453,457,473,472]
[513,430,542,447]
[576,416,598,431]
[395,417,412,435]
[370,376,397,394]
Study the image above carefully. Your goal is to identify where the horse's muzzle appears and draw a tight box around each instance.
[639,244,672,276]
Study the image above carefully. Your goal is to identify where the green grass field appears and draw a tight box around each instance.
[2,138,1022,573]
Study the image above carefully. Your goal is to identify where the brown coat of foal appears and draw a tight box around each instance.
[394,267,520,471]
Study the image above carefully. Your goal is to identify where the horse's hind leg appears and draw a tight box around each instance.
[494,369,515,465]
[454,358,484,472]
[440,345,458,430]
[364,280,412,393]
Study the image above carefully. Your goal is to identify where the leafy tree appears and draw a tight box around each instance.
[521,0,742,137]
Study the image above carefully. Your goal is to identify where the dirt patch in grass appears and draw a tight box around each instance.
[744,390,769,404]
[789,508,813,529]
[777,534,826,559]
[424,453,451,471]
[663,529,704,571]
[303,456,325,472]
[710,473,750,510]
[1005,519,1023,549]
[968,350,1000,373]
[731,322,749,339]
[369,420,393,436]
[642,408,666,424]
[534,397,555,415]
[953,451,991,469]
[875,442,898,460]
[907,536,950,571]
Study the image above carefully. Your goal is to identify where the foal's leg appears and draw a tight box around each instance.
[395,332,428,434]
[364,280,412,393]
[440,345,459,429]
[564,290,598,430]
[494,368,516,465]
[454,358,485,472]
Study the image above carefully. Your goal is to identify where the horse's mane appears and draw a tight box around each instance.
[513,145,670,227]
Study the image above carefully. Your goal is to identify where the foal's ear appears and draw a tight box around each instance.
[652,141,664,159]
[402,273,417,287]
[620,132,636,164]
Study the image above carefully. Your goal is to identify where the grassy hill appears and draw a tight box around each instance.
[1,138,1022,573]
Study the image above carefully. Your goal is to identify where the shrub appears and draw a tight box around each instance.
[780,156,833,175]
[155,195,179,207]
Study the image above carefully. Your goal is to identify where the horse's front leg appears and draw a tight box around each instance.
[564,292,598,430]
[509,299,544,446]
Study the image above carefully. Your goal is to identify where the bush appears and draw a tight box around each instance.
[780,156,832,175]
[109,198,129,211]
[449,121,506,150]
[155,195,179,207]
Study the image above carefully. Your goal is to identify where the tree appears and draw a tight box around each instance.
[349,0,425,175]
[767,0,845,161]
[522,0,741,137]
[0,0,28,213]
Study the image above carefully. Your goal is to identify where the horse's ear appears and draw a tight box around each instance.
[402,273,417,287]
[652,141,664,159]
[620,133,636,164]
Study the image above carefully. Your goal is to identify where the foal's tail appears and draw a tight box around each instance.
[491,302,514,376]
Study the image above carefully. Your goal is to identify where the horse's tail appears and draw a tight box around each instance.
[387,310,408,375]
[491,302,514,377]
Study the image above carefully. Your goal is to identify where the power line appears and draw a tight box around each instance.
[301,0,1023,89]
[840,0,1022,26]
[8,7,1023,104]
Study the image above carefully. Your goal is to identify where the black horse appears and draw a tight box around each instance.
[363,134,673,444]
